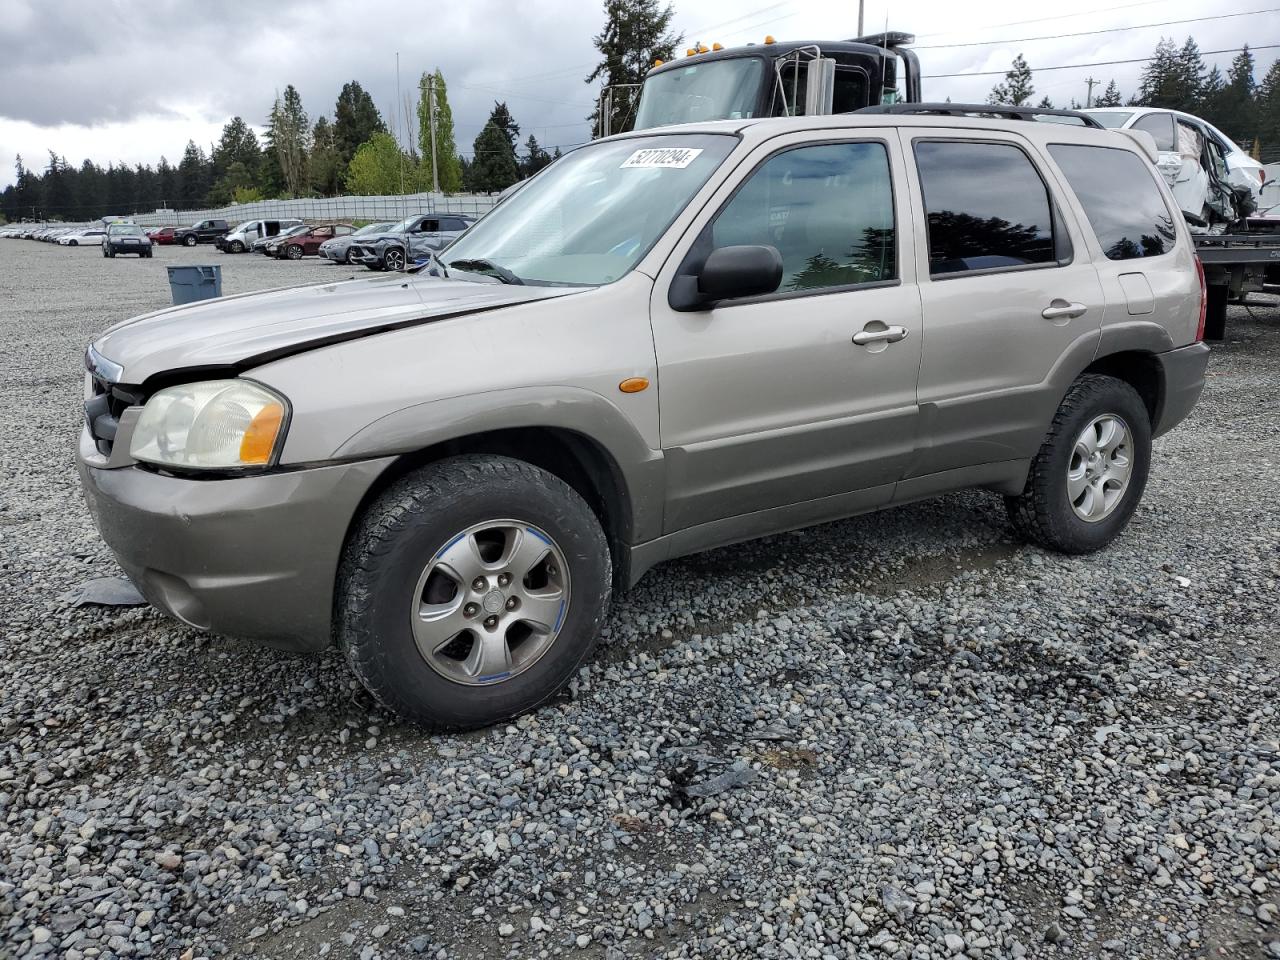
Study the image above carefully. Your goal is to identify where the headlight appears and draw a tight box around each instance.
[130,380,288,470]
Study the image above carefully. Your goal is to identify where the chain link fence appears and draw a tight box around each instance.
[120,193,500,229]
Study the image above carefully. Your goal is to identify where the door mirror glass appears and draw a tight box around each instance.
[697,244,783,303]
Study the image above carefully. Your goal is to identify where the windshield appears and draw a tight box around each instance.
[1085,111,1133,128]
[110,225,144,236]
[357,221,393,235]
[384,216,423,233]
[634,58,765,128]
[441,134,734,285]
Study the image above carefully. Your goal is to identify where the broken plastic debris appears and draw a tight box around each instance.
[682,767,758,798]
[60,576,146,608]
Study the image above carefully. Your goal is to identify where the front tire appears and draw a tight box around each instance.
[286,244,304,260]
[229,240,244,253]
[1006,375,1151,554]
[69,240,78,246]
[183,234,197,247]
[337,456,611,729]
[383,247,406,271]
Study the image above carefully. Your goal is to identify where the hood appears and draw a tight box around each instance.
[94,274,583,386]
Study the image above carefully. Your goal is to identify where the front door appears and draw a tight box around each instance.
[649,135,923,533]
[899,130,1105,479]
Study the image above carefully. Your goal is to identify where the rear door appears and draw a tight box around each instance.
[899,129,1105,479]
[649,132,923,533]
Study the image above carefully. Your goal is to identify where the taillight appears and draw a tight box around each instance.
[1194,255,1207,342]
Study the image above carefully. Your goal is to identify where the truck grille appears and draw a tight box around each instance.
[84,358,141,458]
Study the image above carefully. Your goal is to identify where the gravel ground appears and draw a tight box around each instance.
[1,238,1278,960]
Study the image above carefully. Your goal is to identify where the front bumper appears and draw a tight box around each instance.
[77,427,395,651]
[1153,341,1210,437]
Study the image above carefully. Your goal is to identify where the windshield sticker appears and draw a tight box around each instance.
[621,147,704,169]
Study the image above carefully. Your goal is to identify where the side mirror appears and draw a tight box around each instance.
[672,244,782,310]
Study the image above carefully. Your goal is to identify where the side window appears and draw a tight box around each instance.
[1133,112,1176,152]
[420,219,440,232]
[1048,144,1176,260]
[772,65,868,117]
[914,140,1057,276]
[708,141,895,292]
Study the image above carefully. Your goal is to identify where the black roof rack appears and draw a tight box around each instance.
[856,103,1105,129]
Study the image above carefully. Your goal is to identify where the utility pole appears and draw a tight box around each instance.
[1084,76,1098,108]
[857,0,864,36]
[428,73,440,194]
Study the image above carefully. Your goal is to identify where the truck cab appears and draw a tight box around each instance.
[630,33,920,134]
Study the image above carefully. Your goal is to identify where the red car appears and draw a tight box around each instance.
[147,226,177,245]
[267,223,355,259]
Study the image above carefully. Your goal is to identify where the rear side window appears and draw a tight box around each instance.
[1132,112,1176,151]
[914,141,1056,276]
[710,141,895,292]
[1049,144,1176,260]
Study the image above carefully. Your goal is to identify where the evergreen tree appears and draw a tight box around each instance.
[211,116,262,204]
[1215,46,1257,146]
[488,102,520,152]
[1036,95,1054,109]
[1257,59,1280,161]
[43,152,73,218]
[156,157,178,212]
[266,85,311,196]
[1176,38,1206,107]
[523,134,553,177]
[176,140,211,208]
[1137,37,1199,110]
[467,121,520,192]
[417,69,463,192]
[1094,80,1123,107]
[587,0,681,136]
[334,80,386,173]
[309,116,343,196]
[989,54,1034,106]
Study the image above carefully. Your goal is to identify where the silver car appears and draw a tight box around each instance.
[318,222,395,264]
[78,112,1208,728]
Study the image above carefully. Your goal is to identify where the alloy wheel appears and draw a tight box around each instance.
[1067,414,1133,522]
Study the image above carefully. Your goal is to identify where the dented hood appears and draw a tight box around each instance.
[93,273,581,385]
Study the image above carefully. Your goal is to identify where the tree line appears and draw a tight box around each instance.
[1,72,563,222]
[987,38,1280,157]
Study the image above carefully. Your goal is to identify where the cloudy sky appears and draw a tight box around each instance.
[1,0,1275,188]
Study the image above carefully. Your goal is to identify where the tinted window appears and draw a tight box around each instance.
[1132,112,1175,151]
[915,141,1056,275]
[773,65,869,117]
[1049,145,1175,260]
[710,141,895,292]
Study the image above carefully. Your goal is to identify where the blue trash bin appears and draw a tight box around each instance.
[166,265,222,305]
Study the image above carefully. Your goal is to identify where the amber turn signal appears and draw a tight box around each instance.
[618,377,649,394]
[239,402,285,464]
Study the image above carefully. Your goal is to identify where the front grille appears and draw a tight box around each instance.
[85,365,141,458]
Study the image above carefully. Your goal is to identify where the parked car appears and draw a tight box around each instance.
[318,222,395,264]
[173,219,230,247]
[103,223,154,258]
[253,223,310,255]
[217,218,304,254]
[268,223,357,259]
[147,227,177,245]
[58,228,107,246]
[77,111,1208,728]
[1083,107,1264,229]
[346,215,474,270]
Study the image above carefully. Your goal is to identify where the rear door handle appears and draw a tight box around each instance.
[1041,300,1088,321]
[852,325,909,346]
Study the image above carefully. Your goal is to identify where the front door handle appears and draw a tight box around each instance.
[1041,300,1088,321]
[852,325,909,346]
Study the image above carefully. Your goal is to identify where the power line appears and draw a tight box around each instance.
[915,8,1280,49]
[914,0,1173,39]
[923,43,1280,79]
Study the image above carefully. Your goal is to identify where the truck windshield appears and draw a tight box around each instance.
[634,58,765,128]
[441,134,734,286]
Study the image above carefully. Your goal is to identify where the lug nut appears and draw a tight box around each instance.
[505,596,519,611]
[497,573,511,588]
[484,615,499,630]
[463,603,478,617]
[472,577,486,591]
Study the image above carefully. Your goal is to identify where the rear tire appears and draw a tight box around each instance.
[337,455,611,728]
[1005,374,1151,554]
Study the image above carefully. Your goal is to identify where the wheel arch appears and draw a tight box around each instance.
[1082,349,1163,427]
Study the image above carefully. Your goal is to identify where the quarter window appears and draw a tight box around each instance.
[709,141,895,292]
[1049,144,1176,260]
[914,141,1057,276]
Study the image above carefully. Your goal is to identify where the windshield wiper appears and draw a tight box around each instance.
[447,257,524,285]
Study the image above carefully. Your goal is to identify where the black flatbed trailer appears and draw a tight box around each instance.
[1194,231,1280,339]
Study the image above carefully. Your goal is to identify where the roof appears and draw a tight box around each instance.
[646,39,896,77]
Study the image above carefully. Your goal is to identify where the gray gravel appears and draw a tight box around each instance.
[1,237,1278,959]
